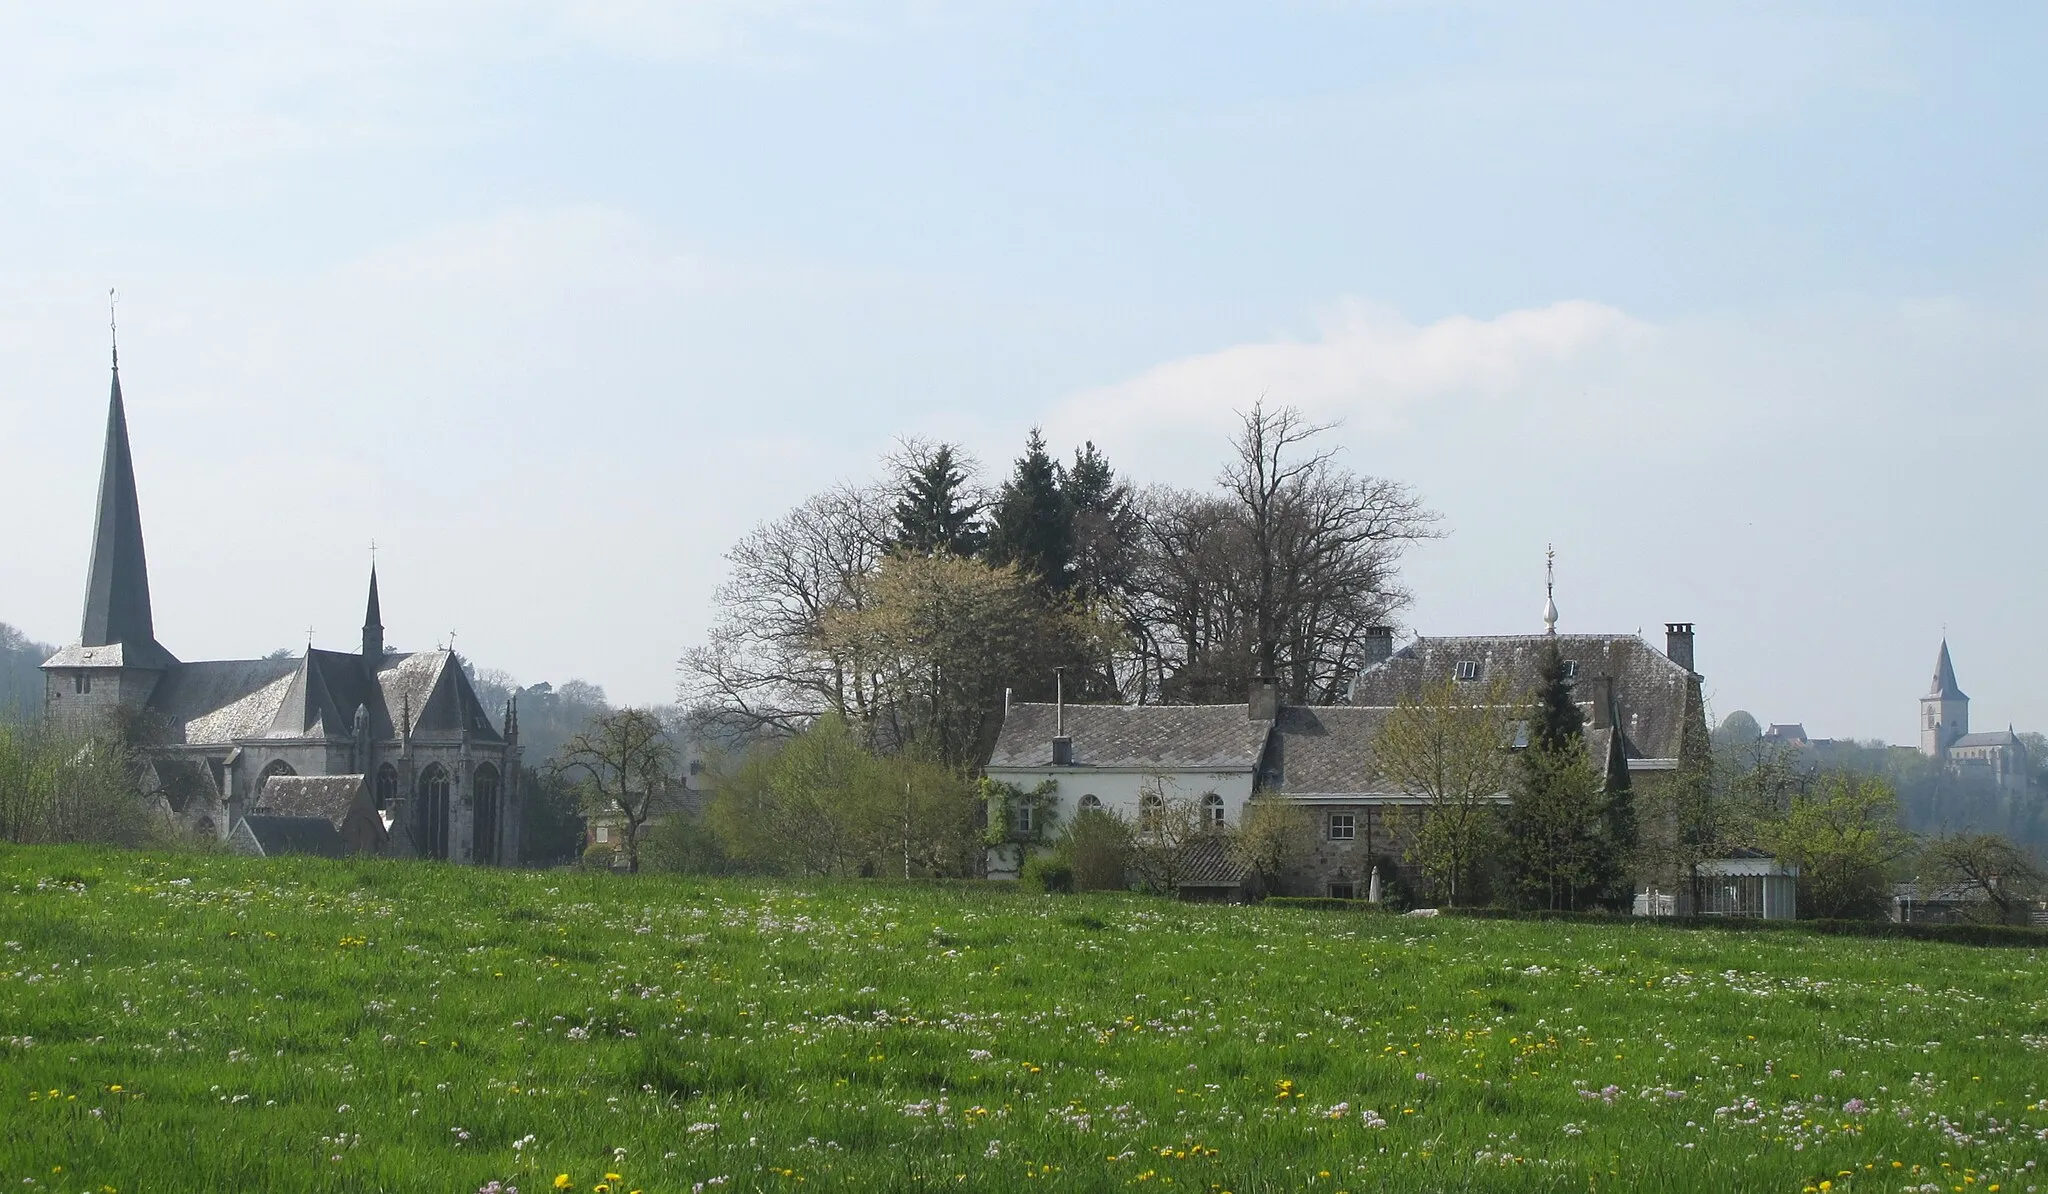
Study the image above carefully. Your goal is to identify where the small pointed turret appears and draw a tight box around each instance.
[78,341,172,668]
[362,566,385,663]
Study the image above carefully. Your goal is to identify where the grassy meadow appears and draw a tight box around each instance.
[2,847,2044,1193]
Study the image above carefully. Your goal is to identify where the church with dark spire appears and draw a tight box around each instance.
[42,345,522,863]
[1917,639,2029,796]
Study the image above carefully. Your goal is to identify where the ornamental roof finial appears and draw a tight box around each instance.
[1542,544,1559,635]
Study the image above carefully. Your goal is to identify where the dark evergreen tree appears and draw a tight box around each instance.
[984,428,1073,589]
[891,442,985,557]
[1064,441,1140,604]
[1527,638,1585,754]
[1506,638,1605,909]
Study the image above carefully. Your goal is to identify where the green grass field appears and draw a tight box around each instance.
[2,847,2043,1193]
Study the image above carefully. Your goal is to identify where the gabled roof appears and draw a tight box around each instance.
[987,703,1268,771]
[230,814,347,858]
[1950,730,2020,749]
[148,658,299,744]
[136,647,503,749]
[256,774,366,827]
[1348,633,1696,760]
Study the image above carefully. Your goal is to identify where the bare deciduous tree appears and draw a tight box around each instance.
[1119,403,1438,705]
[679,482,894,736]
[557,708,678,873]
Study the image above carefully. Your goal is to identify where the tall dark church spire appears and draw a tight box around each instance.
[362,564,385,662]
[78,331,170,667]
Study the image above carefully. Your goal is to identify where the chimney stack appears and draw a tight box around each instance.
[1665,623,1695,674]
[1248,677,1279,721]
[1583,675,1613,729]
[1051,666,1072,765]
[1362,626,1394,667]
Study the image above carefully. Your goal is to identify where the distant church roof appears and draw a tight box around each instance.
[1927,640,1967,701]
[74,356,174,670]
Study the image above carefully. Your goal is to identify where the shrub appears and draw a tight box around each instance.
[1020,853,1074,894]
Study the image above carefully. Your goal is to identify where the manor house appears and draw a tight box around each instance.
[41,350,521,863]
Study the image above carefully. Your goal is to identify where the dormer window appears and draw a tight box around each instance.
[1561,661,1578,681]
[1455,660,1480,682]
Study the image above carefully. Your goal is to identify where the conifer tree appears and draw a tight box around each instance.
[1506,639,1604,909]
[891,442,985,557]
[984,428,1073,589]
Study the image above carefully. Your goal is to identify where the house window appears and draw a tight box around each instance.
[1012,801,1035,835]
[1455,660,1480,682]
[73,673,91,694]
[1328,812,1356,840]
[594,825,609,843]
[1078,794,1102,812]
[1561,660,1578,680]
[1139,793,1164,833]
[1329,882,1356,900]
[1202,793,1225,829]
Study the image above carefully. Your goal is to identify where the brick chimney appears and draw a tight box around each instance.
[1665,623,1695,674]
[1362,626,1394,667]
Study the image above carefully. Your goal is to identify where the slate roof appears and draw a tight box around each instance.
[1256,706,1616,797]
[150,659,299,744]
[1927,640,1966,700]
[1348,633,1696,761]
[987,703,1270,770]
[233,815,348,858]
[1951,730,2021,749]
[257,775,366,827]
[1261,706,1394,795]
[76,365,176,670]
[137,648,503,749]
[1177,835,1250,887]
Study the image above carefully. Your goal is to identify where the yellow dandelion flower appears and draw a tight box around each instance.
[554,1176,573,1190]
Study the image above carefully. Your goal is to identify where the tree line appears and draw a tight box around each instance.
[680,402,1438,769]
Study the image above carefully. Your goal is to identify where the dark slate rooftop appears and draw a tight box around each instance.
[988,703,1269,770]
[1258,706,1615,797]
[1177,835,1250,887]
[236,815,347,858]
[137,647,502,749]
[257,775,365,827]
[150,659,300,744]
[1348,633,1696,761]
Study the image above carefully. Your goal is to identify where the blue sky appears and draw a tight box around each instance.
[3,2,2044,740]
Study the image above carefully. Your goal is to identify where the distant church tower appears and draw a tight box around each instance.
[1919,639,1968,758]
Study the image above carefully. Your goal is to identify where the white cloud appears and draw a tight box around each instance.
[1041,291,2048,743]
[1048,299,1643,444]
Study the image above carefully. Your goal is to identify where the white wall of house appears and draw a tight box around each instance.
[983,766,1255,879]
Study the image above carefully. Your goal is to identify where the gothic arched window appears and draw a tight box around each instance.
[375,764,399,811]
[418,765,451,861]
[473,764,501,866]
[258,759,296,799]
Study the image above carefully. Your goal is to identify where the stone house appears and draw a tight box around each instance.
[41,349,522,865]
[986,616,1715,906]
